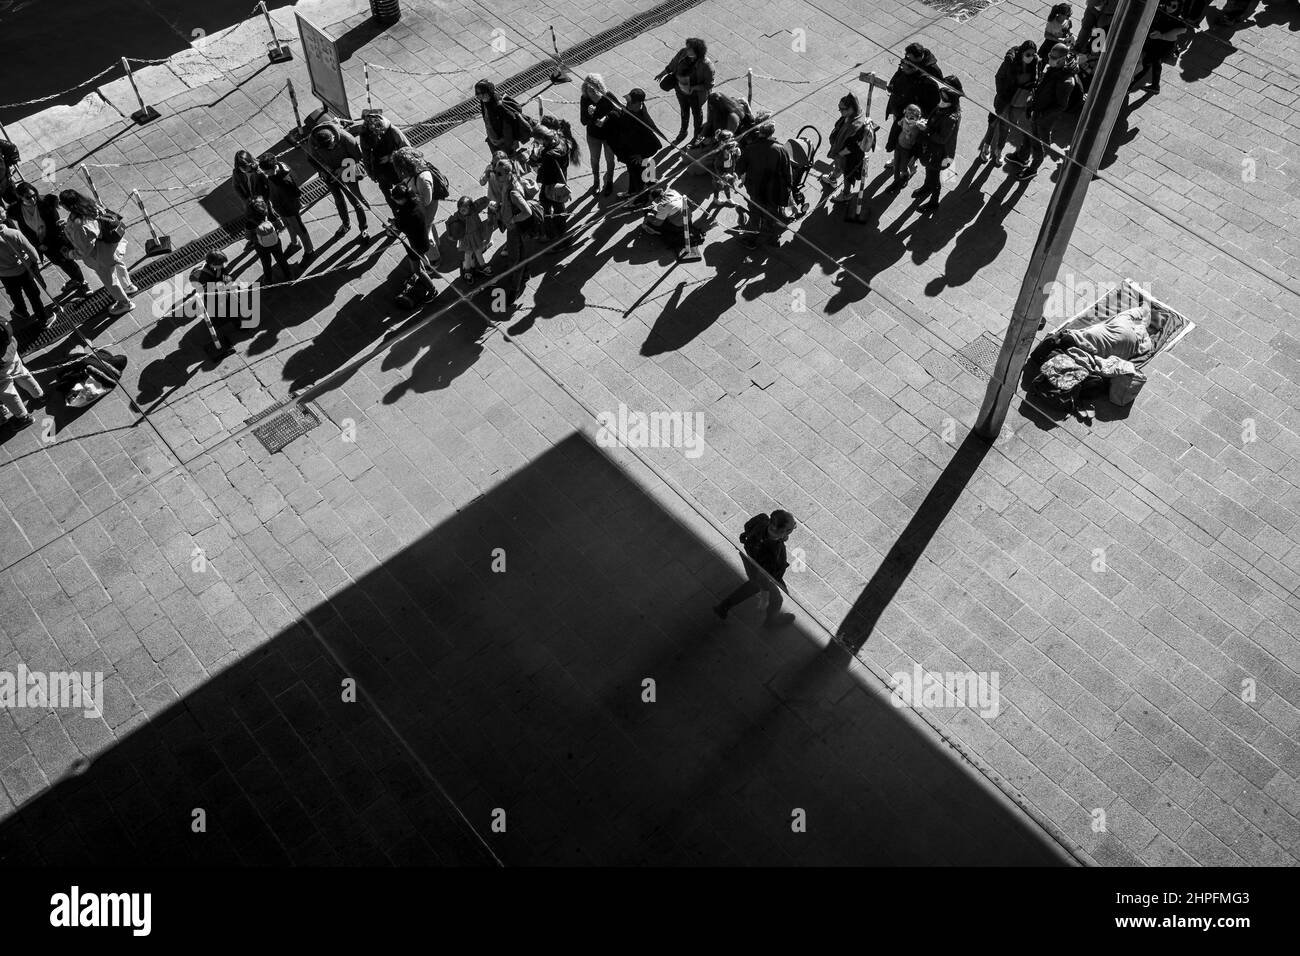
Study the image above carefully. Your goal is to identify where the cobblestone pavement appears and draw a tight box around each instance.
[2,0,1299,864]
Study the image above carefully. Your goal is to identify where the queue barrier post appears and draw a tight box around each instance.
[121,58,161,125]
[260,2,293,63]
[549,25,570,84]
[79,164,101,205]
[131,189,172,256]
[678,195,702,262]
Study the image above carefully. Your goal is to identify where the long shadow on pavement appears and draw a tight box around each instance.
[0,431,1066,865]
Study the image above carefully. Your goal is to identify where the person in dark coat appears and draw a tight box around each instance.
[307,118,370,240]
[823,92,869,201]
[257,156,315,260]
[608,88,666,201]
[387,185,439,307]
[474,79,530,156]
[912,76,963,214]
[579,73,621,197]
[978,41,1038,167]
[1006,44,1080,179]
[1131,0,1191,94]
[231,150,261,203]
[7,181,89,296]
[713,510,798,629]
[357,109,410,213]
[658,37,715,146]
[885,41,943,121]
[535,117,581,243]
[736,120,792,247]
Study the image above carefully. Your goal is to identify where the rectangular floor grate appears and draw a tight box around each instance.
[250,401,322,454]
[953,332,1003,377]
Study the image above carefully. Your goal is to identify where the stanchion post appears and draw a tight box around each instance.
[747,68,753,105]
[286,79,306,144]
[79,165,101,205]
[363,62,373,110]
[260,1,293,63]
[131,189,172,255]
[679,194,702,262]
[549,25,570,84]
[121,58,161,124]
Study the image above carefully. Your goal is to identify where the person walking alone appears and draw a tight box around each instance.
[713,509,798,629]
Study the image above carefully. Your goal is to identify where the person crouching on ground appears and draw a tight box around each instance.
[445,195,493,285]
[387,184,439,308]
[257,155,315,260]
[639,183,689,239]
[713,509,798,629]
[58,189,137,317]
[912,76,963,214]
[244,197,294,285]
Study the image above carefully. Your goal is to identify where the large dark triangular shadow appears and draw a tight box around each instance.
[838,431,990,654]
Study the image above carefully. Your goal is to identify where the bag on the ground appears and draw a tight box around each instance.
[96,209,125,244]
[1108,368,1147,406]
[1031,349,1100,408]
[499,96,535,143]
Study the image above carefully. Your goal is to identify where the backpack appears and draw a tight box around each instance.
[445,214,466,242]
[417,160,450,201]
[96,209,125,244]
[1066,73,1086,112]
[254,219,280,248]
[499,96,535,144]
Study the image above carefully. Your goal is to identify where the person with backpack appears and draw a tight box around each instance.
[357,109,410,213]
[59,189,136,317]
[579,73,620,197]
[1131,0,1190,94]
[736,119,793,249]
[308,118,371,242]
[912,77,963,214]
[391,146,448,266]
[712,509,798,629]
[244,197,294,285]
[1005,43,1080,181]
[535,117,580,244]
[657,38,715,147]
[475,80,534,157]
[7,182,90,298]
[0,219,49,329]
[256,155,315,260]
[978,41,1038,168]
[0,317,45,428]
[885,41,944,122]
[486,156,543,298]
[386,184,440,308]
[607,88,665,202]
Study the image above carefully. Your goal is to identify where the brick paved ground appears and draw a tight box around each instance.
[2,0,1299,864]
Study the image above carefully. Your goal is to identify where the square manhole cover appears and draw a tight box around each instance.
[953,332,1003,377]
[250,402,322,454]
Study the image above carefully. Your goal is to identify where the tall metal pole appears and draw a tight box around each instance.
[974,0,1159,439]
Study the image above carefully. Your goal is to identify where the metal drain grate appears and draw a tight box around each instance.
[20,0,709,357]
[953,332,1003,377]
[915,0,1006,23]
[250,401,322,453]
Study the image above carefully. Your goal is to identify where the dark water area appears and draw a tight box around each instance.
[0,0,294,125]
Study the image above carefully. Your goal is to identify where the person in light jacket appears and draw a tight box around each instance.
[58,189,136,316]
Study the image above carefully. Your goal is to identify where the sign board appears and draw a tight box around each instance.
[296,13,350,119]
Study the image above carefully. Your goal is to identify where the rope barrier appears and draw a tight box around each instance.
[0,64,121,110]
[364,61,477,79]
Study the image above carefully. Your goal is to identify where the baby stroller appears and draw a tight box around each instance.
[784,125,822,219]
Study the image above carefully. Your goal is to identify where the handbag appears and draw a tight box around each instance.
[544,181,571,204]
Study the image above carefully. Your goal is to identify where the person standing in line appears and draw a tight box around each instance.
[387,185,440,308]
[1004,43,1079,181]
[1131,0,1191,95]
[357,109,410,214]
[885,41,943,122]
[736,119,793,248]
[7,182,90,297]
[59,189,136,317]
[658,37,715,147]
[307,118,371,241]
[534,118,580,245]
[0,218,50,329]
[608,88,665,203]
[257,155,315,260]
[486,157,541,299]
[823,92,869,202]
[713,509,798,629]
[579,74,620,197]
[886,103,927,191]
[1038,4,1076,74]
[475,80,533,157]
[0,317,45,428]
[912,76,963,214]
[978,41,1038,168]
[231,150,261,203]
[244,197,294,285]
[445,195,493,284]
[392,147,445,267]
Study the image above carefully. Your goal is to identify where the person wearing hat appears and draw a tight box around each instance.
[1005,43,1079,180]
[713,509,798,629]
[912,75,963,213]
[306,118,370,241]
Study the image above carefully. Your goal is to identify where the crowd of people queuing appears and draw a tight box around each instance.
[0,0,1276,429]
